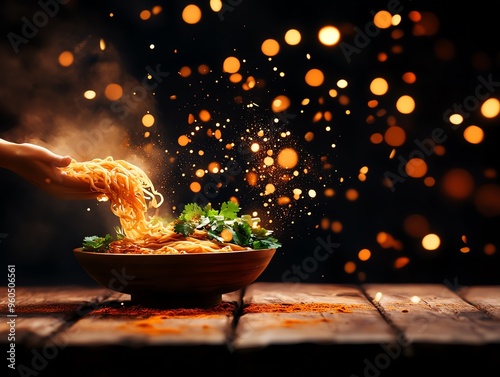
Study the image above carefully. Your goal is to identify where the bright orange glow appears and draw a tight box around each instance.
[405,158,427,178]
[370,77,388,95]
[261,39,280,56]
[104,83,123,101]
[344,261,356,274]
[441,168,474,199]
[284,29,301,45]
[222,56,240,73]
[140,10,151,20]
[179,66,192,77]
[394,257,410,269]
[481,98,500,118]
[305,68,324,87]
[373,11,392,29]
[142,114,155,127]
[318,25,341,46]
[277,148,299,169]
[189,181,201,193]
[463,125,484,144]
[422,233,440,250]
[182,4,202,24]
[370,133,384,144]
[358,248,371,261]
[331,221,342,233]
[272,95,291,112]
[246,171,258,186]
[199,109,211,122]
[384,126,406,146]
[402,72,416,84]
[345,188,359,201]
[58,51,74,67]
[178,135,190,146]
[396,95,416,114]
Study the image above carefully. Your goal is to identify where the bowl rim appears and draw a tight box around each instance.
[73,247,275,256]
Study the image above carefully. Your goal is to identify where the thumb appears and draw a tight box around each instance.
[52,155,73,168]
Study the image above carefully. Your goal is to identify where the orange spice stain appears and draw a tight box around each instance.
[243,303,355,314]
[117,315,216,335]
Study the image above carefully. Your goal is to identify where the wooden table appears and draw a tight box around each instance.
[2,283,500,376]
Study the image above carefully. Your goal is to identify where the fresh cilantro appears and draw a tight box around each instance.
[82,234,114,252]
[173,201,282,250]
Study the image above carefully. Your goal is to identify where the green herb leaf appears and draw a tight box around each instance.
[82,234,114,252]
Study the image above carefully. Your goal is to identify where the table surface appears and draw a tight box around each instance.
[2,282,500,376]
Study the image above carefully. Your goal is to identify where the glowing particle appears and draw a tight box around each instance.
[277,148,299,169]
[104,83,123,101]
[58,51,74,67]
[84,90,96,100]
[373,10,392,29]
[271,95,291,112]
[178,135,191,146]
[370,77,388,95]
[463,125,484,144]
[396,95,416,114]
[374,292,383,302]
[190,181,201,193]
[199,109,211,122]
[384,126,406,146]
[410,296,420,303]
[318,25,341,46]
[261,38,280,56]
[195,169,205,178]
[441,168,474,199]
[358,248,371,261]
[394,257,410,269]
[142,114,155,127]
[405,158,427,178]
[481,98,500,118]
[344,261,356,274]
[284,29,301,45]
[223,56,241,73]
[251,143,260,152]
[308,189,317,198]
[210,0,223,12]
[182,4,202,24]
[422,233,440,250]
[337,79,348,89]
[140,10,151,20]
[99,39,106,51]
[150,44,155,49]
[265,184,276,195]
[305,68,324,87]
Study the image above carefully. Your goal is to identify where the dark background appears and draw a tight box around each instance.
[0,0,499,287]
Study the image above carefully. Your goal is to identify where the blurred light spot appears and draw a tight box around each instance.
[182,4,202,24]
[408,11,421,22]
[424,176,435,187]
[422,233,440,250]
[272,95,291,112]
[337,79,348,89]
[402,72,416,84]
[331,221,342,232]
[304,132,314,142]
[308,189,317,198]
[142,114,155,127]
[58,51,74,67]
[484,243,496,255]
[199,109,211,122]
[373,10,392,29]
[210,0,223,12]
[405,158,427,178]
[198,64,210,74]
[223,56,241,73]
[152,5,162,15]
[265,183,275,195]
[83,90,96,100]
[374,292,383,302]
[412,11,439,36]
[208,162,220,173]
[394,257,410,269]
[441,168,474,200]
[264,156,274,166]
[449,113,463,125]
[277,196,291,205]
[410,295,420,303]
[403,214,430,237]
[195,169,205,178]
[250,143,260,152]
[277,148,299,169]
[285,29,301,45]
[435,39,455,61]
[345,188,358,201]
[261,38,280,56]
[474,183,500,217]
[318,25,341,46]
[140,10,151,20]
[370,133,383,144]
[463,125,484,144]
[358,248,371,261]
[396,95,415,114]
[344,261,356,274]
[377,232,403,250]
[104,83,123,101]
[460,247,470,254]
[246,171,258,186]
[384,126,406,146]
[190,181,201,193]
[370,77,388,95]
[99,39,106,50]
[305,68,324,87]
[178,135,191,146]
[484,168,497,179]
[179,66,192,77]
[481,98,500,118]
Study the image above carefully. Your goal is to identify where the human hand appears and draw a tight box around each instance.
[0,139,102,200]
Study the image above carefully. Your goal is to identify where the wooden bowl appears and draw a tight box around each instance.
[73,247,276,308]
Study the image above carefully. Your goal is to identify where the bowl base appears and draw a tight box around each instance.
[130,293,222,308]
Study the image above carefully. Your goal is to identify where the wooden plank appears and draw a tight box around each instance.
[233,282,395,349]
[363,284,500,344]
[458,285,500,319]
[50,292,240,347]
